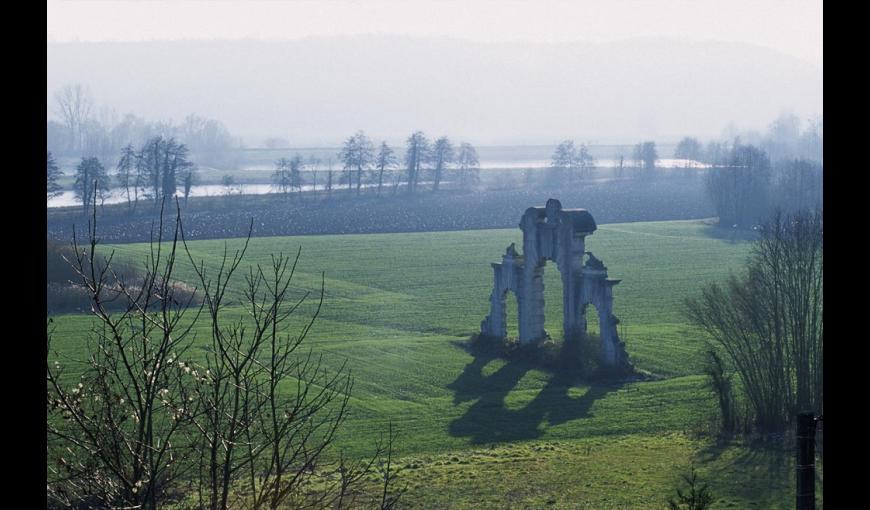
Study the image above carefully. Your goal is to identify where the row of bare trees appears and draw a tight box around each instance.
[549,140,596,185]
[332,131,480,196]
[267,131,480,200]
[47,199,403,509]
[687,209,823,433]
[548,140,661,186]
[50,137,199,212]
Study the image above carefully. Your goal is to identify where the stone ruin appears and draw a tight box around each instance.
[480,199,631,368]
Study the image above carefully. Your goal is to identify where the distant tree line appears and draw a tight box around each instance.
[549,140,596,185]
[673,113,823,227]
[678,113,823,167]
[49,83,240,167]
[268,131,481,199]
[702,139,822,227]
[55,135,198,213]
[545,139,663,185]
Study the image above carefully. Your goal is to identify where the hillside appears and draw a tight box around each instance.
[47,35,822,145]
[47,220,811,508]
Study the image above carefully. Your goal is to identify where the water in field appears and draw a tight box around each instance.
[48,157,708,208]
[47,183,379,208]
[238,158,707,171]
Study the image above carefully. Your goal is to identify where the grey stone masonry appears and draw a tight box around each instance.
[480,199,631,368]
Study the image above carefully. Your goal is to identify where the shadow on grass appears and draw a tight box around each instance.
[446,337,627,444]
[694,435,798,507]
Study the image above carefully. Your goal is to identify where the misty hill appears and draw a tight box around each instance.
[47,35,822,146]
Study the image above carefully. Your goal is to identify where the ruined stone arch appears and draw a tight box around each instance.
[480,199,630,369]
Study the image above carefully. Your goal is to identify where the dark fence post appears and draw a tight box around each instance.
[796,412,817,510]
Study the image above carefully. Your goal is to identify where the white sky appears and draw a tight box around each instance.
[47,0,822,65]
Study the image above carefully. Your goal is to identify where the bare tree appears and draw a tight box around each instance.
[550,140,575,186]
[179,114,236,167]
[633,141,658,177]
[47,201,406,509]
[73,157,110,213]
[272,157,293,196]
[289,154,304,196]
[141,137,167,203]
[339,131,375,195]
[576,143,595,181]
[139,137,193,204]
[116,144,138,210]
[162,139,192,201]
[47,202,202,509]
[374,142,397,196]
[308,154,322,193]
[674,137,703,166]
[54,83,94,153]
[704,142,771,227]
[455,142,480,190]
[762,112,802,163]
[686,209,823,431]
[181,165,198,205]
[772,159,822,213]
[431,137,454,192]
[325,157,335,197]
[614,153,626,179]
[703,141,727,166]
[703,348,734,435]
[550,140,592,184]
[404,132,430,194]
[47,151,63,200]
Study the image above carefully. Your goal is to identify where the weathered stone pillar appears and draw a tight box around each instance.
[518,264,546,343]
[561,233,587,340]
[597,279,629,368]
[597,283,617,365]
[480,263,507,339]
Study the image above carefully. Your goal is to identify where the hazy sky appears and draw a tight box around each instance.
[47,0,822,65]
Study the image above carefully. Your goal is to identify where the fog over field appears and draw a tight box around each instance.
[47,35,821,146]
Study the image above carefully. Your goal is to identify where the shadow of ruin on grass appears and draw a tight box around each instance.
[446,333,645,445]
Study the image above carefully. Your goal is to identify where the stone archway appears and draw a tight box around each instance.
[480,199,631,369]
[580,303,599,337]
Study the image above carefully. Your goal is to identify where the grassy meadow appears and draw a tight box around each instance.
[49,219,813,508]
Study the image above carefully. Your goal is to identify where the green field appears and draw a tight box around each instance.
[49,219,814,508]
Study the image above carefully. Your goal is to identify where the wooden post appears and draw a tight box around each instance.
[796,412,817,510]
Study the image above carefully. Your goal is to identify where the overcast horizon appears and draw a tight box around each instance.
[47,1,822,147]
[48,1,822,65]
